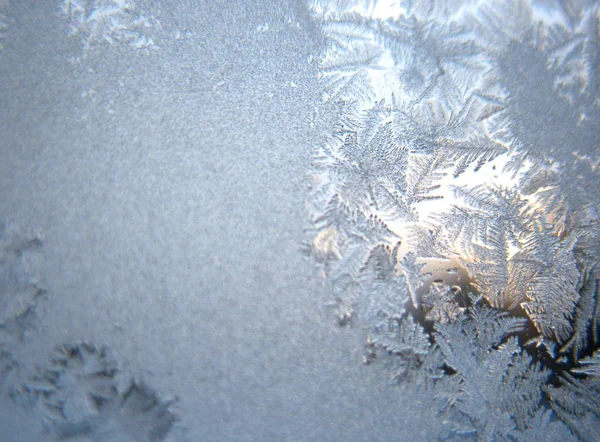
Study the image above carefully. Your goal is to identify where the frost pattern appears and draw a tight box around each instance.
[11,342,177,441]
[0,224,44,342]
[60,0,158,57]
[434,303,544,438]
[545,350,600,441]
[0,222,177,439]
[308,0,600,438]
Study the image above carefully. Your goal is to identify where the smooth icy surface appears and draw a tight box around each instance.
[0,1,442,440]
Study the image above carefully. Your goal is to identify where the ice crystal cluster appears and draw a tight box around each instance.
[0,224,44,347]
[1,337,177,441]
[0,225,176,440]
[60,0,158,58]
[307,0,600,439]
[9,343,177,441]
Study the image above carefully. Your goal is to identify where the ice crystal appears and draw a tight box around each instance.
[372,313,430,356]
[354,242,408,322]
[421,283,466,324]
[545,350,600,441]
[308,0,600,438]
[0,224,44,341]
[13,342,176,441]
[434,304,546,438]
[60,0,158,58]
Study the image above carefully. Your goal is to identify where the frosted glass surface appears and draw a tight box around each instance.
[0,1,599,440]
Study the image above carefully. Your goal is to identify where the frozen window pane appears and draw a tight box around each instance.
[0,0,599,440]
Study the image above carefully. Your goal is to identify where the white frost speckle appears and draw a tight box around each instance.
[256,23,269,33]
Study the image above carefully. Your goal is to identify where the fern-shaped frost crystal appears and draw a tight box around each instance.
[307,0,600,438]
